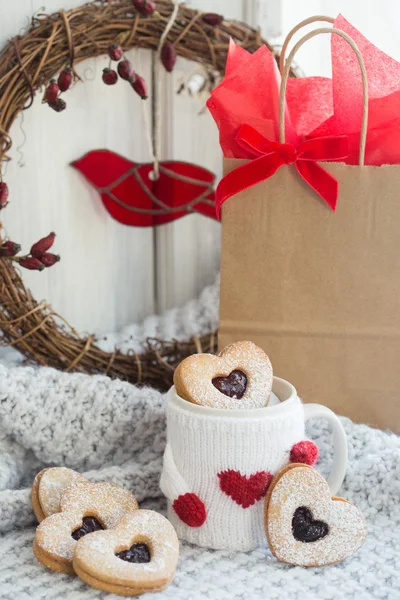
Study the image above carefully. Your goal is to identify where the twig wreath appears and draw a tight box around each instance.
[0,0,285,389]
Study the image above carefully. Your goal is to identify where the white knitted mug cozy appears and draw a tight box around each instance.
[160,377,348,551]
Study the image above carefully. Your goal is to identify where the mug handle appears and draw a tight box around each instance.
[303,403,348,496]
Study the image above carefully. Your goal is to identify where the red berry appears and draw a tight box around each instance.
[45,80,59,103]
[57,68,73,92]
[161,42,176,73]
[30,232,56,258]
[0,182,9,208]
[132,0,156,16]
[48,98,66,112]
[108,44,124,61]
[0,241,21,257]
[117,59,134,81]
[19,257,45,271]
[40,252,60,267]
[290,441,319,466]
[202,13,224,26]
[130,74,148,99]
[102,68,118,85]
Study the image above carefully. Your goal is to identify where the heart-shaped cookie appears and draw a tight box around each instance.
[264,464,367,566]
[33,481,138,573]
[73,510,179,596]
[31,467,87,522]
[174,341,273,409]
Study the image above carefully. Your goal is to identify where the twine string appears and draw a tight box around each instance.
[138,48,157,170]
[141,0,180,180]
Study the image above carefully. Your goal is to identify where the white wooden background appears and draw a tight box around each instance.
[0,0,276,336]
[2,0,399,337]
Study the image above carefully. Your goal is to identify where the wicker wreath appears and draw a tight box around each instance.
[0,0,283,389]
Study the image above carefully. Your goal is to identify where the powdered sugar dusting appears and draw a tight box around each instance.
[267,466,368,566]
[38,467,87,516]
[35,481,138,563]
[175,341,273,409]
[73,509,179,588]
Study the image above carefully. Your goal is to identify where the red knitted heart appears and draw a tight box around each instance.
[218,470,273,508]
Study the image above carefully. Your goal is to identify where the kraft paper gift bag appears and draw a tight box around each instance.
[207,17,400,432]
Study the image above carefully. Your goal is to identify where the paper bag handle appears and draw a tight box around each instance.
[279,16,335,74]
[280,27,369,166]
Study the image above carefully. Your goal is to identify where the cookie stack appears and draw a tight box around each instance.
[32,467,179,596]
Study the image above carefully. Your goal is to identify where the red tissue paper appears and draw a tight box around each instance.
[207,15,400,166]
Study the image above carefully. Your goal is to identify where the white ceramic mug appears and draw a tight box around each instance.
[160,377,347,551]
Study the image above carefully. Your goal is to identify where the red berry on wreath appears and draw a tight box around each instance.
[132,0,156,17]
[130,74,148,99]
[202,13,224,27]
[19,257,45,271]
[45,80,59,103]
[57,68,73,92]
[117,59,134,81]
[48,98,66,112]
[30,232,56,258]
[108,44,124,61]
[0,182,9,208]
[102,68,118,85]
[0,241,21,257]
[161,42,176,73]
[40,252,60,267]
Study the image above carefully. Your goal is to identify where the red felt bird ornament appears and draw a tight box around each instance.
[71,150,218,227]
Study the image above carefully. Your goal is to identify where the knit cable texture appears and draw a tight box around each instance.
[160,391,311,550]
[0,277,399,599]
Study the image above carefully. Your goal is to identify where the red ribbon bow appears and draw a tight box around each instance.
[215,124,349,218]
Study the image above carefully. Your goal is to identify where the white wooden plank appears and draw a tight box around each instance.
[277,1,332,77]
[277,0,400,77]
[321,0,400,60]
[1,2,155,335]
[244,0,283,37]
[154,0,245,313]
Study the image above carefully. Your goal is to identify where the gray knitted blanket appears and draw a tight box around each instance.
[0,279,399,599]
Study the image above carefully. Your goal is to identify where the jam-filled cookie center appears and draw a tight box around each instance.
[116,543,151,563]
[71,516,104,540]
[292,506,329,543]
[212,369,247,399]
